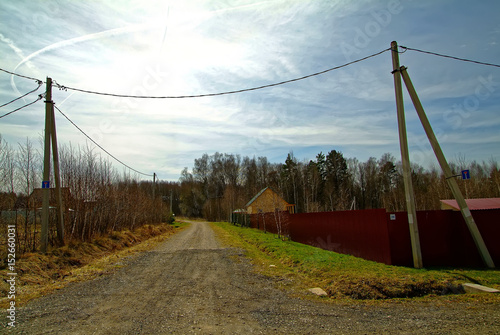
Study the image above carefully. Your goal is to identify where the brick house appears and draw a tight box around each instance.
[245,187,295,214]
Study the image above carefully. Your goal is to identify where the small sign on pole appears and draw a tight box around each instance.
[42,181,50,189]
[461,170,470,180]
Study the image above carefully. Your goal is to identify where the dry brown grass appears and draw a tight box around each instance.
[0,222,189,308]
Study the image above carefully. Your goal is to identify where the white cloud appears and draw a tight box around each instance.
[1,0,499,180]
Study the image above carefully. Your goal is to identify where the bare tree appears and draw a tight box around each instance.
[16,138,39,252]
[0,136,16,194]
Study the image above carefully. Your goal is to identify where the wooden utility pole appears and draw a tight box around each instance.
[41,78,52,253]
[391,41,423,268]
[152,173,156,200]
[170,189,173,215]
[50,101,65,246]
[400,66,495,268]
[41,77,65,253]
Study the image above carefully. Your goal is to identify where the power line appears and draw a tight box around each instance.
[54,104,154,177]
[0,80,43,108]
[52,48,392,99]
[0,67,42,82]
[0,95,43,119]
[2,45,499,104]
[400,46,500,68]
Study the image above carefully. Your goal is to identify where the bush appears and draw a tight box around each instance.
[163,212,175,224]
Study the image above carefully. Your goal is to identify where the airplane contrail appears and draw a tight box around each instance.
[1,33,39,99]
[10,22,164,95]
[208,0,272,16]
[160,5,170,53]
[0,33,29,64]
[10,1,273,96]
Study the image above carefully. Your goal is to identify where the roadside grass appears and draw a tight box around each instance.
[212,222,500,303]
[0,221,189,308]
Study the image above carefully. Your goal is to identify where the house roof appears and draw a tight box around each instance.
[245,187,269,208]
[440,198,500,210]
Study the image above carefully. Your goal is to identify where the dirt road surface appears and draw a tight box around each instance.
[5,221,500,334]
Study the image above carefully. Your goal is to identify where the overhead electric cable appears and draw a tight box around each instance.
[2,45,498,102]
[54,104,154,177]
[0,67,43,82]
[0,95,43,119]
[400,46,500,68]
[52,48,392,99]
[0,80,43,108]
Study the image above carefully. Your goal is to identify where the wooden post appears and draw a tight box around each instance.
[152,173,156,200]
[391,41,423,268]
[170,189,173,215]
[400,66,495,268]
[40,77,52,253]
[50,101,65,246]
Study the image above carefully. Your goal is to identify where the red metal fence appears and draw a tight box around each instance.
[388,209,500,267]
[289,209,392,264]
[244,209,500,268]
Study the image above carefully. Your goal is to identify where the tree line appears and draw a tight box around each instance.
[0,135,163,254]
[173,150,500,221]
[2,132,499,250]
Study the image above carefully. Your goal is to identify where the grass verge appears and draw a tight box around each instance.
[212,222,500,303]
[0,221,189,308]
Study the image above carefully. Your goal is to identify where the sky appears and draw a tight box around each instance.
[1,0,500,181]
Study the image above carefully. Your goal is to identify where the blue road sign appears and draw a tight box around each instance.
[42,181,50,188]
[461,170,470,180]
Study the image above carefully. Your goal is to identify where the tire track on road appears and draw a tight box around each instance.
[7,221,500,334]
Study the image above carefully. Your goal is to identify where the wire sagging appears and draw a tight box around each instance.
[400,46,500,68]
[0,67,43,82]
[0,80,43,108]
[1,45,499,102]
[52,48,392,99]
[2,45,498,102]
[0,95,43,119]
[54,104,154,177]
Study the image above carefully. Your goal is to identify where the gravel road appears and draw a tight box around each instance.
[5,221,500,334]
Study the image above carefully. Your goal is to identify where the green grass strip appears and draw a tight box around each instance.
[213,222,500,301]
